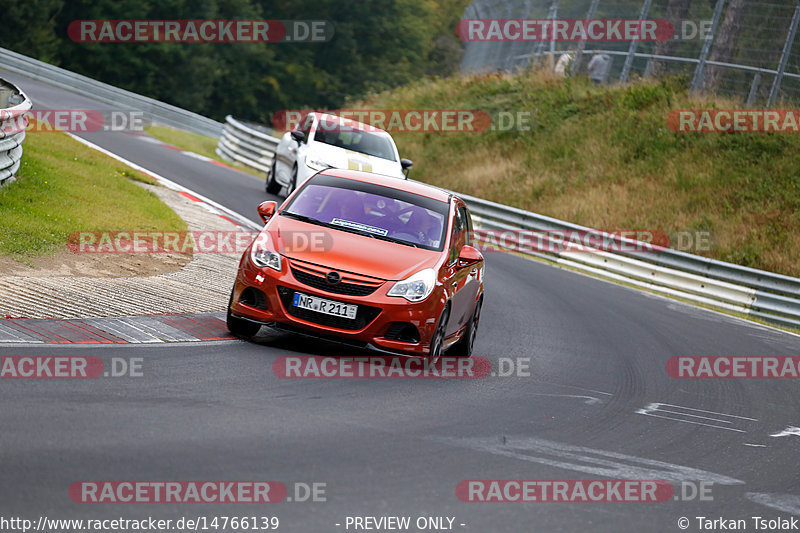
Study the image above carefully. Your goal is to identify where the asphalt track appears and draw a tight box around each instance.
[3,70,800,533]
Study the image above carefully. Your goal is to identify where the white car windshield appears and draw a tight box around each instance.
[313,126,397,161]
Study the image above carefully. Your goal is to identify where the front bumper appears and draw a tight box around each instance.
[230,256,443,355]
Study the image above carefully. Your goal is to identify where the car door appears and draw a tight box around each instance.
[275,113,313,187]
[459,205,481,314]
[294,113,314,178]
[444,203,474,336]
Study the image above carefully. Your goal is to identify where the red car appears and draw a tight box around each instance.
[227,168,485,359]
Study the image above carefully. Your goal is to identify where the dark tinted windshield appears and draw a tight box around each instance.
[282,175,448,251]
[313,120,397,161]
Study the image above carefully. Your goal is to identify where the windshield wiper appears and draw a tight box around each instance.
[350,228,420,248]
[281,211,329,227]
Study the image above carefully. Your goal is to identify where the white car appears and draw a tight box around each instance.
[266,112,413,196]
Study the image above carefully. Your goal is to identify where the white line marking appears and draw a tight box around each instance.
[635,402,757,432]
[746,492,800,516]
[182,151,213,162]
[646,408,735,424]
[432,435,744,485]
[527,393,602,405]
[646,402,758,421]
[770,426,800,438]
[635,411,746,432]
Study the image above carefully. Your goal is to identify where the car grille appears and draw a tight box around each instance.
[277,286,381,331]
[290,266,382,297]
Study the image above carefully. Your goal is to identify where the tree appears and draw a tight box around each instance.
[702,0,748,92]
[651,0,692,77]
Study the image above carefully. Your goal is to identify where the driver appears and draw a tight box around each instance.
[405,207,439,247]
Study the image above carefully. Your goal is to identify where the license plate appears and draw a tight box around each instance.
[292,292,357,320]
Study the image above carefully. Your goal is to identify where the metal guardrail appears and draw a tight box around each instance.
[0,47,223,137]
[216,115,280,174]
[0,78,31,187]
[221,115,800,330]
[463,193,800,329]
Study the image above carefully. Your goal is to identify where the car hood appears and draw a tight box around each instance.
[267,217,441,281]
[308,143,404,180]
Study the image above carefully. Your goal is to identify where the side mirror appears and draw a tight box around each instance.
[257,201,277,223]
[290,130,305,143]
[456,245,483,269]
[400,158,413,179]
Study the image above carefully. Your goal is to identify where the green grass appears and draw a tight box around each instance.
[0,130,187,259]
[354,70,800,277]
[144,124,265,178]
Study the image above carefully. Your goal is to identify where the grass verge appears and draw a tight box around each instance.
[0,130,187,260]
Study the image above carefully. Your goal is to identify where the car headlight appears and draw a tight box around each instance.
[250,234,281,271]
[306,156,336,171]
[387,268,436,302]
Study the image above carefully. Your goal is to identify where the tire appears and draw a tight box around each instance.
[286,165,298,196]
[265,159,281,195]
[226,289,261,338]
[450,297,482,358]
[428,305,450,363]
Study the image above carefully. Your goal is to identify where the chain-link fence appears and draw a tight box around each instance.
[460,0,800,106]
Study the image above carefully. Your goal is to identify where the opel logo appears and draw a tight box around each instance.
[326,271,341,285]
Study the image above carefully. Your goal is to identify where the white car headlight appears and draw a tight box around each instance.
[306,156,336,171]
[387,268,436,302]
[250,234,281,271]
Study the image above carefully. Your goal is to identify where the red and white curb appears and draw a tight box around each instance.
[0,312,234,344]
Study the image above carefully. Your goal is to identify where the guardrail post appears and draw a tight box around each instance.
[746,73,761,106]
[690,0,726,94]
[573,0,601,74]
[767,2,800,108]
[619,0,654,83]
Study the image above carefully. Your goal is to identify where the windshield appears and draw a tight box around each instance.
[313,123,397,161]
[282,177,448,251]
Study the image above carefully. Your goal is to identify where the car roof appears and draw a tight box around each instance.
[319,168,452,203]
